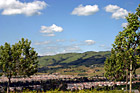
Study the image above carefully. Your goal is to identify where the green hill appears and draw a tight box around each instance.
[38,51,110,67]
[37,51,110,76]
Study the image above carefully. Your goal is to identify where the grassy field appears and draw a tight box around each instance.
[38,51,110,75]
[37,65,140,77]
[21,90,131,93]
[56,65,105,77]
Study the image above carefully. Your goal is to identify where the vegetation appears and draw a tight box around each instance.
[0,4,140,93]
[37,50,140,77]
[0,38,38,93]
[21,89,131,93]
[104,4,140,93]
[104,49,125,81]
[37,51,110,76]
[38,51,110,67]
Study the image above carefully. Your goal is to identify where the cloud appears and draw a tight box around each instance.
[40,24,63,37]
[37,45,82,56]
[42,34,55,37]
[69,39,77,42]
[0,0,47,16]
[100,45,105,47]
[104,5,120,13]
[85,40,96,45]
[112,8,128,19]
[34,41,51,45]
[34,39,96,56]
[104,4,128,19]
[121,22,128,28]
[38,52,57,56]
[34,39,66,46]
[71,4,99,16]
[63,46,82,53]
[99,45,111,50]
[56,39,65,42]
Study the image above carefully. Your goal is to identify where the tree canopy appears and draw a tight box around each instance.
[104,4,140,93]
[0,38,38,93]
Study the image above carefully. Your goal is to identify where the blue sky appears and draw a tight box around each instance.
[0,0,139,56]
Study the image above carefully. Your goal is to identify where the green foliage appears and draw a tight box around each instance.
[105,4,140,92]
[0,38,38,93]
[38,51,110,67]
[38,51,110,75]
[104,49,126,81]
[17,38,38,77]
[21,89,130,93]
[0,38,38,77]
[0,42,17,78]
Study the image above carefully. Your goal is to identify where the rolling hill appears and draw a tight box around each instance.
[37,51,111,76]
[38,51,110,67]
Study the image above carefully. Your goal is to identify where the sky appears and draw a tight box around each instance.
[0,0,139,56]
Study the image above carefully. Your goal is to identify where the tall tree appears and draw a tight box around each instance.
[112,35,130,91]
[0,38,38,93]
[0,43,18,93]
[17,38,38,77]
[104,49,125,85]
[106,45,130,90]
[106,4,140,93]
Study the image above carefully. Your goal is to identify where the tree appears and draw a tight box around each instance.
[105,4,140,93]
[17,38,38,77]
[104,48,130,90]
[0,43,17,93]
[0,38,38,93]
[104,49,125,87]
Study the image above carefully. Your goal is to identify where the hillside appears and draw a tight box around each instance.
[37,51,111,76]
[38,51,110,67]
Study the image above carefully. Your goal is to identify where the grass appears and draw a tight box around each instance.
[47,65,105,77]
[20,89,130,93]
[38,65,140,77]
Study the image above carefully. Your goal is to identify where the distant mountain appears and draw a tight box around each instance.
[37,51,111,75]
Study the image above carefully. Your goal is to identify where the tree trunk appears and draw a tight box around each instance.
[126,69,128,91]
[7,77,11,93]
[113,81,116,89]
[129,61,132,93]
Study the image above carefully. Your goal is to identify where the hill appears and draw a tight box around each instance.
[37,51,111,76]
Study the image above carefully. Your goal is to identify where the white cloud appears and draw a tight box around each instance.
[56,39,65,42]
[37,45,82,56]
[62,46,82,53]
[43,34,55,37]
[38,52,57,56]
[40,24,63,37]
[100,45,105,47]
[34,40,83,56]
[121,22,128,28]
[70,39,77,42]
[34,41,51,45]
[71,4,99,16]
[34,39,65,46]
[112,8,128,19]
[105,4,128,19]
[40,24,63,33]
[104,4,120,13]
[85,40,96,45]
[0,0,47,16]
[99,45,111,50]
[34,39,96,56]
